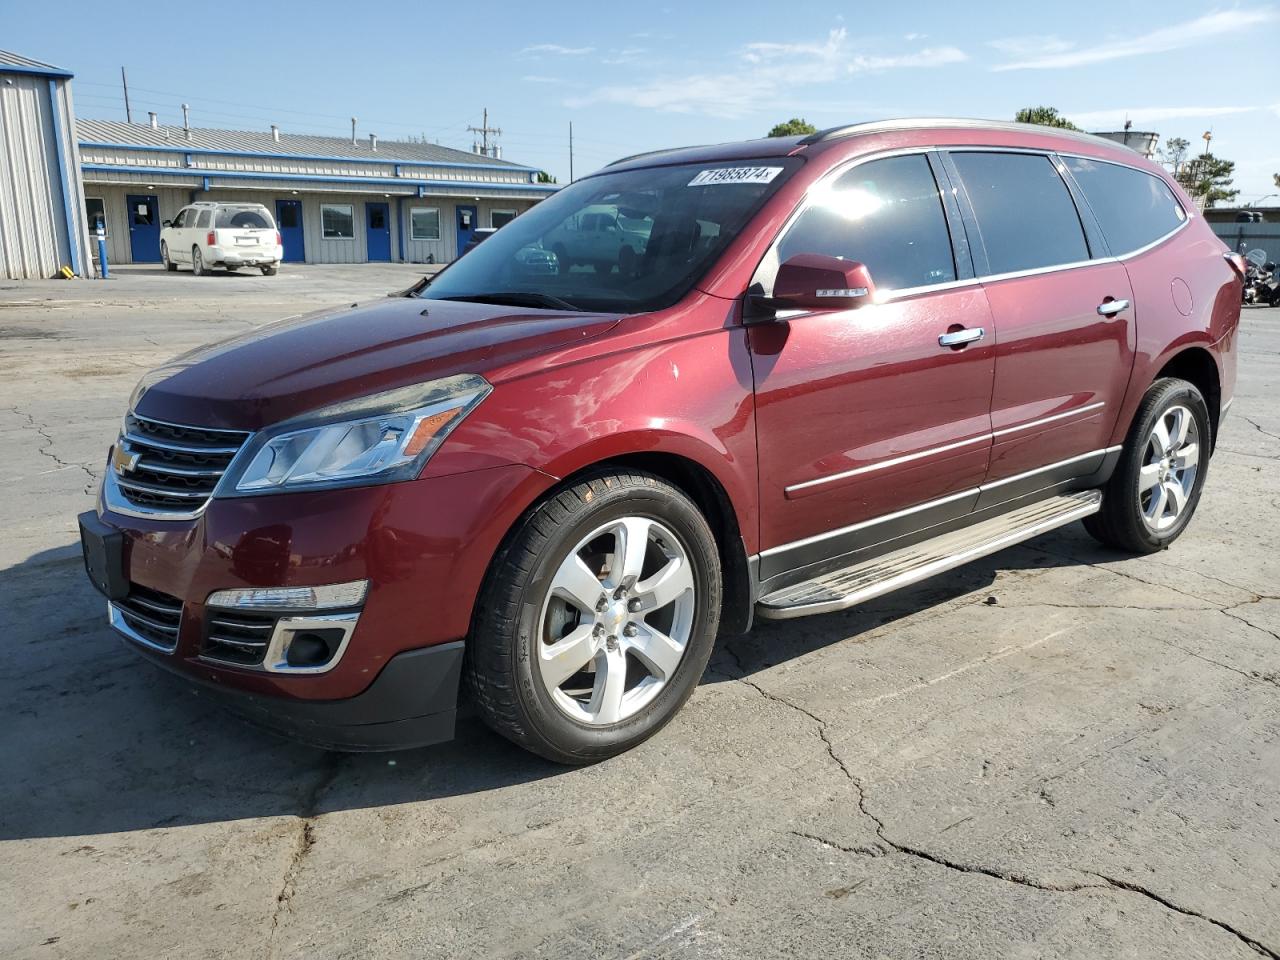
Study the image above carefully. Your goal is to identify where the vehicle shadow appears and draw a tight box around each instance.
[0,527,1106,842]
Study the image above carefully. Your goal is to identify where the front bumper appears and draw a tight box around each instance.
[81,462,556,748]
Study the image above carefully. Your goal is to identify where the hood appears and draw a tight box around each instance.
[136,297,622,430]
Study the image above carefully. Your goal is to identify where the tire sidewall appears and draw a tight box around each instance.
[509,483,721,761]
[1114,379,1211,549]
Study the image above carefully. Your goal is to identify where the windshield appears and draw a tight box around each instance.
[421,158,802,313]
[216,207,274,229]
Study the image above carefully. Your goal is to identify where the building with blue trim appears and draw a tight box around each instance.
[0,51,92,280]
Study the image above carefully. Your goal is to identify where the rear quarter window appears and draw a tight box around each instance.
[950,151,1089,275]
[1063,157,1186,256]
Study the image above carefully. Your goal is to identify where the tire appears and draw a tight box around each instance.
[225,265,238,274]
[1084,377,1210,553]
[161,242,177,272]
[191,246,206,276]
[467,470,722,764]
[261,265,278,276]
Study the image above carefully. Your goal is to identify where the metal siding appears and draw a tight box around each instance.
[0,73,66,278]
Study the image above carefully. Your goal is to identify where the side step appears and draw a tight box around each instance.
[756,490,1102,620]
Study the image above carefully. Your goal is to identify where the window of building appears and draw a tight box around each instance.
[85,197,107,235]
[410,207,441,241]
[321,204,355,240]
[196,209,212,229]
[949,152,1088,275]
[774,153,957,292]
[1063,157,1186,256]
[491,209,517,229]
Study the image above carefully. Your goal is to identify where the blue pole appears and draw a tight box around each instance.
[96,225,110,279]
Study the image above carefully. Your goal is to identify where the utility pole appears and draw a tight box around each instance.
[121,66,132,124]
[569,121,574,183]
[467,108,502,157]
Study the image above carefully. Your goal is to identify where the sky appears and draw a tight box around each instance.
[4,0,1278,203]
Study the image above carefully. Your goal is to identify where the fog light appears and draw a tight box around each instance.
[206,580,368,611]
[284,630,341,667]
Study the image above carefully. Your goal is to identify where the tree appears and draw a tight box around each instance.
[1177,153,1239,207]
[536,171,557,184]
[767,118,818,138]
[1158,137,1190,175]
[1013,107,1079,131]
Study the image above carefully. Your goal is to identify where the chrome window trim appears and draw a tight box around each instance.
[762,445,1118,559]
[108,600,178,654]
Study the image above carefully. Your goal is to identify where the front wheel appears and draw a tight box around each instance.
[467,470,722,764]
[1084,377,1210,553]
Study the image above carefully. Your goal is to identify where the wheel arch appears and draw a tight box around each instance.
[1154,346,1222,449]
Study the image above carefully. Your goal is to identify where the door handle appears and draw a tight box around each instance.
[1097,298,1130,316]
[938,327,985,348]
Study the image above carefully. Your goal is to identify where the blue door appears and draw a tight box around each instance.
[365,202,391,262]
[275,199,305,263]
[455,204,477,258]
[126,194,161,263]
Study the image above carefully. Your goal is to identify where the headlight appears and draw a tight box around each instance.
[225,374,490,495]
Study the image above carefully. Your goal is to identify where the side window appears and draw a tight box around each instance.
[172,209,188,229]
[1063,157,1186,256]
[774,154,957,292]
[949,152,1088,275]
[196,209,212,229]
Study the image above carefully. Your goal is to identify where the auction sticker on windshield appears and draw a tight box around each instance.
[688,166,783,187]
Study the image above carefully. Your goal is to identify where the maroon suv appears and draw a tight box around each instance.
[79,119,1241,763]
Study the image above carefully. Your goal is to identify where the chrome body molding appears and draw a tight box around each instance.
[200,610,361,675]
[786,406,1109,496]
[108,600,177,654]
[765,446,1118,561]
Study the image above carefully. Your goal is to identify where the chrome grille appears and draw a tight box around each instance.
[113,413,250,515]
[113,585,183,652]
[203,608,278,666]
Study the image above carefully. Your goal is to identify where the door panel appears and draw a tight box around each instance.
[455,204,477,258]
[127,194,161,263]
[276,199,305,262]
[751,286,996,580]
[365,202,391,262]
[980,263,1135,500]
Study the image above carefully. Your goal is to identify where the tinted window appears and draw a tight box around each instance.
[277,203,299,229]
[950,152,1088,275]
[172,209,188,228]
[775,154,956,292]
[196,210,212,229]
[1064,157,1186,255]
[216,207,273,229]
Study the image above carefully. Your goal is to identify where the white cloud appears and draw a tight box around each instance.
[601,47,648,65]
[520,43,595,56]
[568,29,966,117]
[1067,105,1259,128]
[992,8,1277,70]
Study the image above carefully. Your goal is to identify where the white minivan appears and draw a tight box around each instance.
[160,201,284,276]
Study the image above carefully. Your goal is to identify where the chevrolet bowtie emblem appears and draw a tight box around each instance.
[111,445,141,475]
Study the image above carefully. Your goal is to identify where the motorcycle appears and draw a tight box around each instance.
[1242,248,1280,306]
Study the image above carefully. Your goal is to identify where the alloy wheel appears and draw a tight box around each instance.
[536,516,696,725]
[1139,404,1199,532]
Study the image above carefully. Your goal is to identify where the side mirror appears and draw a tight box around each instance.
[751,254,876,314]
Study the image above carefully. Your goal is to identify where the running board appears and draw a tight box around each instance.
[756,490,1102,620]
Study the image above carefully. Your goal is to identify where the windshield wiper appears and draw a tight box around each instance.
[436,292,583,312]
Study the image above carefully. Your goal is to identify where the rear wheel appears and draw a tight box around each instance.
[261,265,278,276]
[1084,378,1210,553]
[161,242,177,272]
[467,470,721,764]
[191,246,206,276]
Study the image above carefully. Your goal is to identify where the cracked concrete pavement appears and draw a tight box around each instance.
[1,266,1278,959]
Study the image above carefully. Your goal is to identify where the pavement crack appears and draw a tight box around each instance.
[1241,416,1280,445]
[1089,872,1280,960]
[10,405,98,491]
[266,754,344,956]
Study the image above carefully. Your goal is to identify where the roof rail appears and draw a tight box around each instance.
[799,117,1132,151]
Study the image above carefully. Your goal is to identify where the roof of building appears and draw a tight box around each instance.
[76,118,532,170]
[0,49,73,77]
